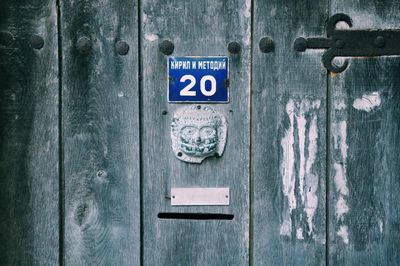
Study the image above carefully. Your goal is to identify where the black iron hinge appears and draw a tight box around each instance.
[294,13,400,73]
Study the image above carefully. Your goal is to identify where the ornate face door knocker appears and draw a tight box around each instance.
[171,105,227,163]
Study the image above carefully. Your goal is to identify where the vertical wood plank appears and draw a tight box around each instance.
[252,1,328,265]
[60,0,140,264]
[141,1,251,265]
[0,0,59,264]
[329,1,400,264]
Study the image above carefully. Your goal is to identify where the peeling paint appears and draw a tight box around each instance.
[379,219,384,233]
[244,33,251,46]
[333,163,349,196]
[280,99,296,237]
[352,92,381,112]
[270,7,277,17]
[333,121,348,162]
[280,220,291,237]
[332,111,350,244]
[280,98,321,238]
[296,228,304,240]
[297,111,307,203]
[243,0,251,18]
[337,225,349,244]
[305,114,319,235]
[144,33,159,42]
[335,195,349,221]
[334,99,346,111]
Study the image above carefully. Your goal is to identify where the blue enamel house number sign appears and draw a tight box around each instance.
[168,56,229,103]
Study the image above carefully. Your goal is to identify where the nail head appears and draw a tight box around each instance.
[31,35,44,49]
[228,41,241,54]
[76,36,92,53]
[374,36,385,48]
[294,37,307,52]
[335,39,345,49]
[259,36,274,53]
[0,31,14,46]
[116,40,129,55]
[159,40,174,55]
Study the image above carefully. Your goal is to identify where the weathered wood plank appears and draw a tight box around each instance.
[329,1,400,264]
[141,0,251,265]
[60,0,140,264]
[252,1,328,265]
[0,0,59,264]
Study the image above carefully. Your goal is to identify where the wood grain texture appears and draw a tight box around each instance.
[60,0,140,264]
[0,0,59,264]
[141,0,251,265]
[329,1,400,264]
[251,1,328,265]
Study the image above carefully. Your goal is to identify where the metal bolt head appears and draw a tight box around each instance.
[97,170,106,178]
[335,39,345,49]
[223,79,230,88]
[31,35,44,49]
[294,37,307,52]
[162,110,168,115]
[116,40,129,55]
[159,40,174,55]
[228,41,241,54]
[0,31,13,46]
[259,36,274,53]
[374,36,385,48]
[76,36,92,53]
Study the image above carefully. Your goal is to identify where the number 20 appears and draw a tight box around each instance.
[180,75,216,97]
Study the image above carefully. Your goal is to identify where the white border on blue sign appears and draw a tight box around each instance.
[167,56,230,103]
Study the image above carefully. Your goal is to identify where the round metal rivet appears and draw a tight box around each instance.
[197,105,201,109]
[162,110,168,115]
[97,170,104,177]
[76,36,92,53]
[159,40,174,55]
[31,35,44,49]
[0,31,14,46]
[177,152,182,157]
[335,39,345,49]
[374,36,385,48]
[116,40,129,55]
[294,37,307,52]
[228,41,241,54]
[259,36,274,53]
[223,79,229,88]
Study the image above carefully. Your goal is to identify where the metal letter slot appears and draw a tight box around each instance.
[171,187,230,206]
[294,13,400,73]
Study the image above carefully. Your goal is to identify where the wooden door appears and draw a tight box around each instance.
[141,1,251,265]
[328,1,400,264]
[252,0,328,264]
[59,0,141,265]
[252,0,400,265]
[1,0,399,265]
[0,1,60,264]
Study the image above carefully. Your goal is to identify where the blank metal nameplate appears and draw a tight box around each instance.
[171,187,230,206]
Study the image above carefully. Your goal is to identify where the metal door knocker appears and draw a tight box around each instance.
[171,105,227,163]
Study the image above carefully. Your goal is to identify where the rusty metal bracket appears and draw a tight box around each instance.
[294,13,400,73]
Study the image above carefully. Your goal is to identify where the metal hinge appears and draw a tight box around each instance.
[294,13,400,73]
